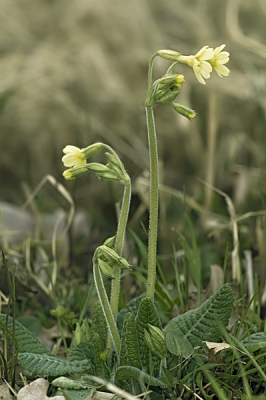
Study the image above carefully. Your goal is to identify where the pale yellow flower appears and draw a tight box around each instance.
[63,165,89,180]
[62,145,86,168]
[179,46,214,85]
[208,44,230,77]
[63,169,74,180]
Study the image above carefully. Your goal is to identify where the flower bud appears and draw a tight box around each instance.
[86,162,111,173]
[73,319,90,346]
[144,328,167,359]
[63,165,90,180]
[157,90,180,104]
[105,152,125,177]
[98,259,115,279]
[73,323,82,346]
[105,152,123,169]
[97,245,132,270]
[157,49,181,61]
[171,75,185,91]
[171,102,197,120]
[148,324,165,344]
[50,305,67,317]
[83,142,104,159]
[154,74,184,104]
[159,73,179,86]
[86,163,120,181]
[103,235,116,248]
[100,348,110,362]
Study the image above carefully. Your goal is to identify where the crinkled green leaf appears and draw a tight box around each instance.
[241,332,266,353]
[0,313,53,355]
[164,284,234,358]
[90,301,107,348]
[18,353,91,376]
[117,293,145,333]
[135,297,161,375]
[57,388,92,400]
[120,312,141,369]
[68,343,95,374]
[114,366,167,388]
[92,332,109,379]
[52,376,99,390]
[68,342,94,362]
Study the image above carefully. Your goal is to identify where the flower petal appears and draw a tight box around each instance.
[214,64,230,77]
[200,61,212,78]
[213,44,226,55]
[196,46,213,60]
[193,64,206,85]
[63,145,81,154]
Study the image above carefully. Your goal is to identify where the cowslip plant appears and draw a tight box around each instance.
[0,45,237,399]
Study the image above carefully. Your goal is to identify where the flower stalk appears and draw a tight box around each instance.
[145,104,159,300]
[93,260,121,355]
[61,43,230,364]
[62,143,131,357]
[144,44,229,301]
[110,180,131,319]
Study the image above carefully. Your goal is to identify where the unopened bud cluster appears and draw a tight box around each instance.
[144,324,167,359]
[72,319,90,347]
[146,73,185,107]
[93,244,132,279]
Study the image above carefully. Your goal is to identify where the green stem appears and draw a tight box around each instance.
[145,105,159,301]
[147,53,157,89]
[105,180,131,354]
[110,179,131,320]
[93,262,121,355]
[145,54,160,302]
[79,276,94,324]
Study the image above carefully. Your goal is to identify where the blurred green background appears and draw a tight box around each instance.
[1,0,266,286]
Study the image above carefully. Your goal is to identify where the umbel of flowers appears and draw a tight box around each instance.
[61,44,230,360]
[157,44,230,85]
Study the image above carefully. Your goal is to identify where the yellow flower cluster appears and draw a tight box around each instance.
[158,44,230,85]
[179,44,230,85]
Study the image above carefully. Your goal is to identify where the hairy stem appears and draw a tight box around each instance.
[145,54,160,301]
[93,262,121,356]
[145,105,159,301]
[110,179,131,320]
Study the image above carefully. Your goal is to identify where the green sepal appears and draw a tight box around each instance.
[103,235,116,248]
[98,259,115,279]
